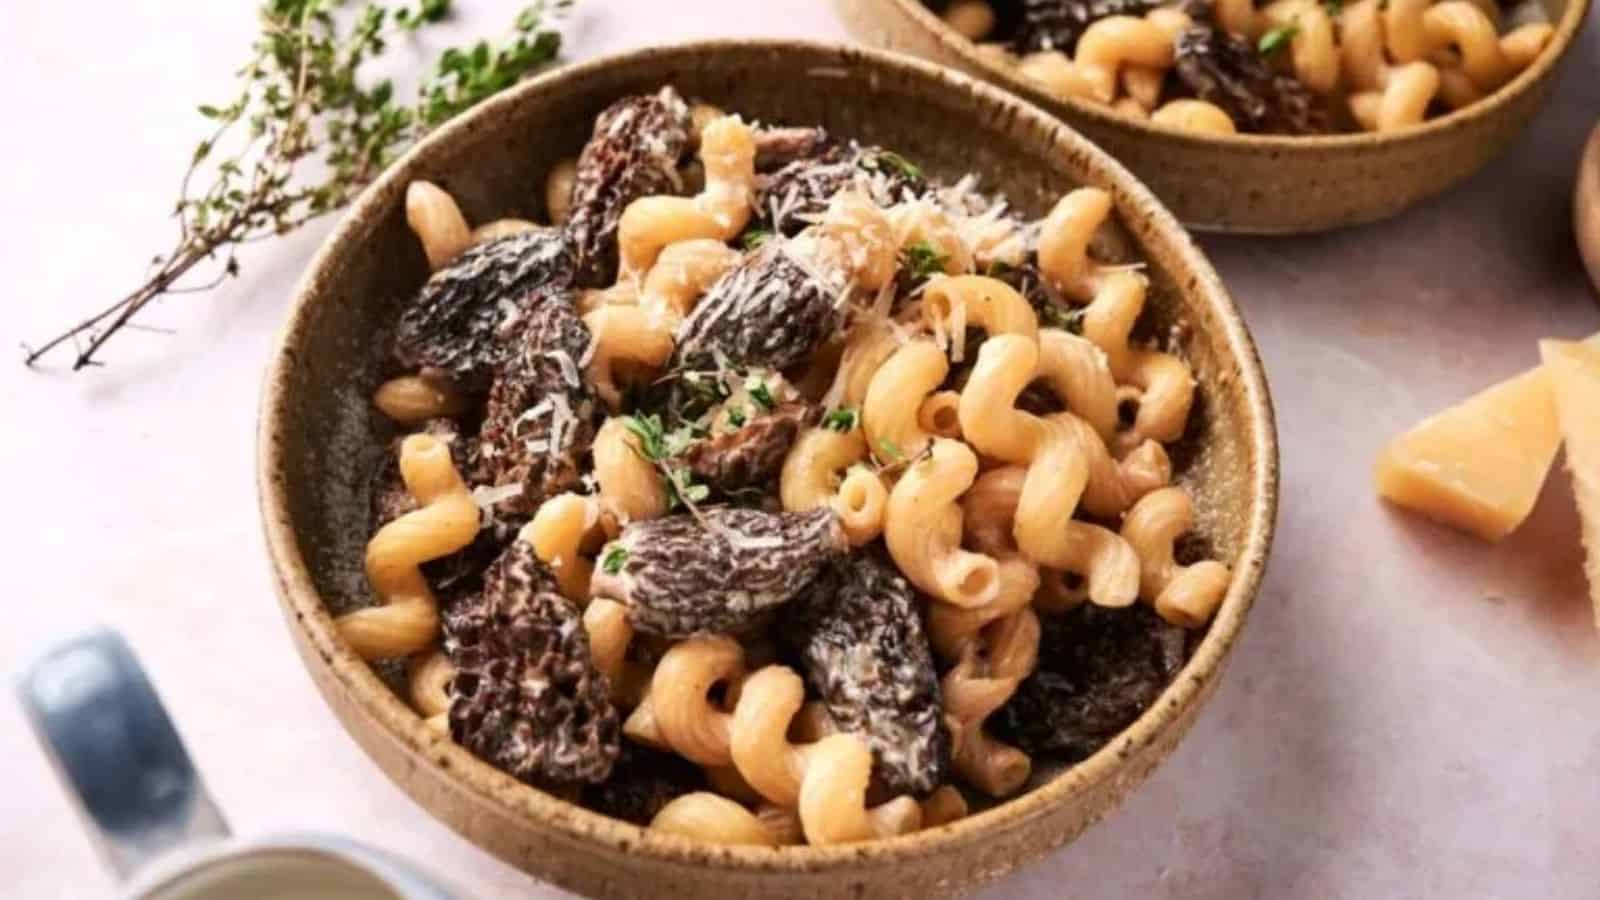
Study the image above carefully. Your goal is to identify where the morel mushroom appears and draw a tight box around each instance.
[995,603,1186,760]
[753,125,833,171]
[677,401,819,492]
[1009,0,1165,53]
[394,227,577,390]
[784,554,950,796]
[566,87,693,286]
[477,295,602,515]
[590,507,848,638]
[445,540,621,785]
[667,240,848,387]
[1173,24,1325,135]
[582,743,707,825]
[755,143,928,235]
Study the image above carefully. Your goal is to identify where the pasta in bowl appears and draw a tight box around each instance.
[836,0,1591,231]
[259,41,1276,900]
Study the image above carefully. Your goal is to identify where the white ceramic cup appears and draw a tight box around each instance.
[16,627,464,900]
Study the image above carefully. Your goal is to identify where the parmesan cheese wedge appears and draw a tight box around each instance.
[1539,339,1600,624]
[1374,333,1600,541]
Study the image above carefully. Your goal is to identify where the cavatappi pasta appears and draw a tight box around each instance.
[355,89,1231,847]
[931,0,1556,135]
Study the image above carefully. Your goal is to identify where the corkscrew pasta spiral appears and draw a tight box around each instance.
[593,416,670,524]
[338,433,480,660]
[1037,188,1114,302]
[1079,270,1196,448]
[779,425,888,547]
[407,649,453,735]
[941,608,1041,797]
[636,641,924,845]
[583,305,676,411]
[1121,487,1232,628]
[405,180,471,271]
[527,493,609,603]
[862,339,950,461]
[922,275,1040,356]
[617,115,756,278]
[884,438,1001,608]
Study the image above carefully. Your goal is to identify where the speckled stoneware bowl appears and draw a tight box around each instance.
[837,0,1592,233]
[258,40,1278,900]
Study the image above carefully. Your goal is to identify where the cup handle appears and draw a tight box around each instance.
[15,626,230,880]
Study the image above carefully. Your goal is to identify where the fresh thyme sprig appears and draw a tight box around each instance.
[900,240,949,282]
[23,0,569,371]
[621,413,712,511]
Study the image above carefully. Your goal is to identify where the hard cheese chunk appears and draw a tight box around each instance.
[1375,333,1600,541]
[1539,340,1600,625]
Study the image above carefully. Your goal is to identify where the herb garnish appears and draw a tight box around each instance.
[600,544,628,575]
[745,374,777,410]
[622,413,711,511]
[741,227,773,251]
[726,405,747,428]
[900,240,949,282]
[865,149,922,181]
[1040,303,1087,335]
[821,407,858,433]
[623,413,669,461]
[24,0,570,371]
[877,438,905,463]
[1258,24,1299,56]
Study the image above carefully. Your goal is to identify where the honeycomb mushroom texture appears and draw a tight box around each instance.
[995,603,1187,761]
[444,541,620,785]
[393,227,577,390]
[753,126,833,172]
[783,554,950,796]
[590,507,848,638]
[582,743,707,825]
[1005,0,1165,53]
[476,295,601,516]
[677,401,820,492]
[667,240,847,385]
[1173,24,1325,135]
[566,87,693,286]
[754,143,928,236]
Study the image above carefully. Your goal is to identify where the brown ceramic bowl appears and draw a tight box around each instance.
[258,40,1278,899]
[837,0,1592,233]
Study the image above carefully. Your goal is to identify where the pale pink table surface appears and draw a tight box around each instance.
[3,2,1598,898]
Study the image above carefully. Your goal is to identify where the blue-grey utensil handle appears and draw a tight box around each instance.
[15,627,230,880]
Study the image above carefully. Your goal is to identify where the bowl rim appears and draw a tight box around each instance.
[877,0,1593,149]
[257,37,1280,875]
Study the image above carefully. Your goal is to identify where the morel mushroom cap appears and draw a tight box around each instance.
[394,227,577,390]
[581,743,707,825]
[996,603,1186,760]
[755,142,928,236]
[667,240,847,386]
[784,553,950,796]
[445,540,621,785]
[477,294,602,515]
[1009,0,1165,53]
[1173,24,1326,135]
[567,87,693,286]
[590,507,848,638]
[677,401,820,492]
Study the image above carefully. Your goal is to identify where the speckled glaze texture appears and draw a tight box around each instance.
[258,41,1278,900]
[1576,125,1600,298]
[837,0,1591,234]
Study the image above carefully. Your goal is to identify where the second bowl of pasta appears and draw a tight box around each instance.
[258,40,1277,900]
[838,0,1591,232]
